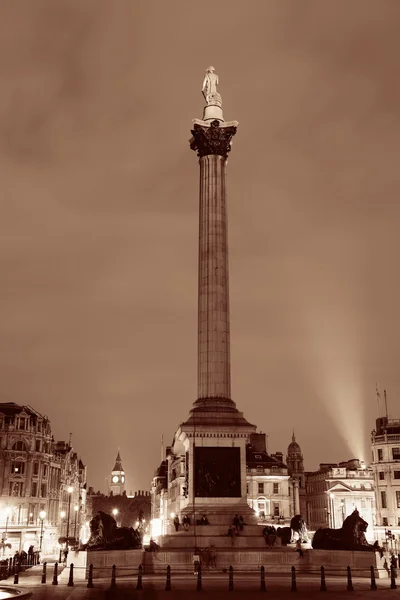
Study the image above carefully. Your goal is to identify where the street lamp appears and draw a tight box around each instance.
[73,506,79,542]
[39,511,46,552]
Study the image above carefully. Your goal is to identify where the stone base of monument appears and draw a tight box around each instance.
[73,548,388,579]
[160,524,269,549]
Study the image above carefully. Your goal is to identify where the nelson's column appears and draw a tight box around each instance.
[172,67,257,523]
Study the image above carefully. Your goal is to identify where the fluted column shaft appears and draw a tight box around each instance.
[198,154,231,399]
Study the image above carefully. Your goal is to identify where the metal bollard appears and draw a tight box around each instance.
[229,565,234,592]
[320,566,327,592]
[390,565,397,590]
[260,565,266,592]
[110,564,116,589]
[52,562,58,586]
[68,563,74,587]
[347,565,353,592]
[197,564,202,592]
[370,565,377,590]
[41,562,47,584]
[87,563,94,588]
[291,566,297,592]
[165,565,171,591]
[13,566,19,585]
[136,564,143,590]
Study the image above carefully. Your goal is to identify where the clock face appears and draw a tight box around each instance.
[112,476,119,483]
[121,476,125,483]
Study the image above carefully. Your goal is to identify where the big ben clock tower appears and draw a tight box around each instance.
[110,450,125,496]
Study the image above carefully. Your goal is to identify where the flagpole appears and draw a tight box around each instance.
[375,384,381,418]
[384,389,388,420]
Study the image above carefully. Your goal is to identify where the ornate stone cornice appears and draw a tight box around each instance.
[190,120,237,159]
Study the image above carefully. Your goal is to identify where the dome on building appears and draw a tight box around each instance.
[287,432,302,454]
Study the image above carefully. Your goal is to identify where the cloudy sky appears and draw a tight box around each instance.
[1,1,400,493]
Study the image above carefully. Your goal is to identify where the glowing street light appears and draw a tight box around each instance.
[39,511,46,552]
[112,508,118,517]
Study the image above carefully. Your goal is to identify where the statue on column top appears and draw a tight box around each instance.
[202,66,222,107]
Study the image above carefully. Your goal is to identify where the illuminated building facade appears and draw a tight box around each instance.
[0,403,86,554]
[110,451,125,496]
[305,459,375,538]
[371,416,400,545]
[246,434,291,521]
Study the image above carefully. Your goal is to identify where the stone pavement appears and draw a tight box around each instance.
[3,566,400,599]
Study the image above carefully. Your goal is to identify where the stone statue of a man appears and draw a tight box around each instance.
[202,66,221,106]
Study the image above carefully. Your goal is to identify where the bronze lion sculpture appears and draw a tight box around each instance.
[81,511,142,551]
[312,509,377,552]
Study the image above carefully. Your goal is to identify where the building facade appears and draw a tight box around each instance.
[371,416,400,527]
[0,403,86,555]
[246,434,290,522]
[305,459,375,539]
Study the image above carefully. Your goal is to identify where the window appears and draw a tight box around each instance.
[394,471,400,479]
[246,483,249,494]
[273,483,279,494]
[392,448,400,460]
[18,418,26,430]
[35,440,41,452]
[40,484,47,498]
[9,482,24,497]
[381,490,387,509]
[396,491,400,509]
[258,482,264,494]
[12,441,26,452]
[11,461,25,475]
[42,465,48,478]
[383,517,388,526]
[378,449,383,462]
[273,502,280,517]
[31,482,37,497]
[33,462,39,476]
[379,472,385,481]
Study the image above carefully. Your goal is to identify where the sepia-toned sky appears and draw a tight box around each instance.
[1,0,400,493]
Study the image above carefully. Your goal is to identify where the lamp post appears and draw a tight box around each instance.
[73,505,79,543]
[59,511,66,563]
[39,510,46,552]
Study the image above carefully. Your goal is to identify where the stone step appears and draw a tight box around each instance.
[161,535,276,549]
[168,525,265,536]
